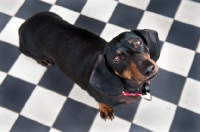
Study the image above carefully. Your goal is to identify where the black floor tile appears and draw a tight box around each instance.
[75,15,106,36]
[170,107,200,132]
[0,41,21,72]
[129,124,151,132]
[39,65,74,96]
[56,0,87,12]
[147,0,181,18]
[109,3,144,29]
[188,53,200,81]
[150,68,186,104]
[191,0,200,3]
[0,75,35,113]
[166,20,200,50]
[15,0,51,19]
[10,116,50,132]
[53,98,98,132]
[0,13,11,33]
[0,0,199,131]
[115,100,141,122]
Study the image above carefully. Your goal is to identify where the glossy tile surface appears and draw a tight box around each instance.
[0,0,200,131]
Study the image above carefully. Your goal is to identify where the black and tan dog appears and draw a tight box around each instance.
[19,12,160,120]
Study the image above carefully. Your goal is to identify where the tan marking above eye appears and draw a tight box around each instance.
[128,39,133,44]
[116,50,121,54]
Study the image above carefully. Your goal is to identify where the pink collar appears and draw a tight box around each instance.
[122,81,152,101]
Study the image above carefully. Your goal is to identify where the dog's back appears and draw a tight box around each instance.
[19,12,63,61]
[19,12,107,89]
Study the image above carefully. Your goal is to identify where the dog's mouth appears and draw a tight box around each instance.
[121,73,157,101]
[122,81,150,95]
[122,81,152,101]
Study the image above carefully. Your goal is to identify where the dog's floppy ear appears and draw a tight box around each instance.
[133,29,161,62]
[89,54,124,96]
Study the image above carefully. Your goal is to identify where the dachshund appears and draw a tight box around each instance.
[19,12,160,120]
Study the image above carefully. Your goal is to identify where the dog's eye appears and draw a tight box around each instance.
[113,55,121,62]
[133,39,142,48]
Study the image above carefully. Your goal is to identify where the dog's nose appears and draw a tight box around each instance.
[144,65,155,76]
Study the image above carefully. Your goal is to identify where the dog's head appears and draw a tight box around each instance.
[90,29,160,96]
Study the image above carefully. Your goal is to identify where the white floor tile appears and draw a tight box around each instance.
[0,0,25,16]
[0,17,25,47]
[21,86,67,126]
[179,78,200,114]
[175,0,200,27]
[157,42,195,77]
[40,0,56,5]
[133,97,177,132]
[100,23,129,42]
[0,0,199,131]
[137,11,173,41]
[89,114,131,132]
[119,0,150,10]
[81,0,118,22]
[68,84,98,109]
[0,106,19,132]
[8,54,47,84]
[49,127,62,132]
[50,5,80,25]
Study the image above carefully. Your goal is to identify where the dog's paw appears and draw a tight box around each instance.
[37,59,54,67]
[99,103,114,120]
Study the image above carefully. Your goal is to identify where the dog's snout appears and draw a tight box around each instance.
[144,65,155,76]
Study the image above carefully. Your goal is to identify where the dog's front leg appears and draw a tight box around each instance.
[99,103,114,120]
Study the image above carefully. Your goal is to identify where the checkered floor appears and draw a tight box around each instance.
[0,0,200,132]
